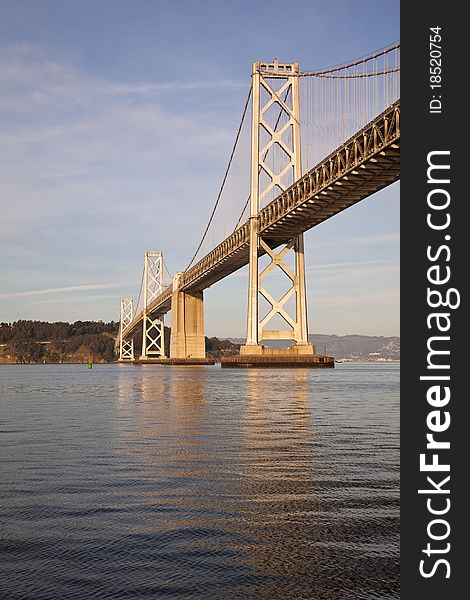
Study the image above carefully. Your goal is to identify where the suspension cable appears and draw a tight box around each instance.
[162,257,173,284]
[185,87,252,270]
[135,264,145,316]
[299,42,400,77]
[308,66,400,79]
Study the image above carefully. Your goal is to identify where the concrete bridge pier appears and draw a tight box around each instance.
[170,273,207,360]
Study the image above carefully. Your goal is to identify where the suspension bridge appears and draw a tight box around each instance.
[117,44,400,367]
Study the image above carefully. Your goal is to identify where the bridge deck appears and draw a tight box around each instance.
[122,100,399,340]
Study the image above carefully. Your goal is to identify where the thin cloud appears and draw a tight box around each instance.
[227,259,398,281]
[30,293,123,305]
[312,290,400,309]
[111,80,246,95]
[312,232,399,250]
[0,283,122,299]
[307,258,398,272]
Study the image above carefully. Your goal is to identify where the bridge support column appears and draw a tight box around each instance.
[170,273,206,359]
[241,58,314,357]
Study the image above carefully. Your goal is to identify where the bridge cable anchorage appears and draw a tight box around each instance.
[185,86,252,271]
[232,86,292,233]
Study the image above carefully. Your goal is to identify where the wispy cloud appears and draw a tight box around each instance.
[111,80,246,95]
[29,293,123,306]
[311,232,399,250]
[313,290,400,309]
[0,42,246,281]
[0,283,122,300]
[0,40,250,323]
[0,44,246,110]
[307,258,398,272]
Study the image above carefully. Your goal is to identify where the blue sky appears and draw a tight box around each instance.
[0,0,400,337]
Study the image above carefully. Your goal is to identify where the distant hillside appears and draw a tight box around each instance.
[309,334,399,360]
[226,334,400,360]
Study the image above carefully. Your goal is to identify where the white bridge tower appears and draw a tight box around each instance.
[119,297,135,361]
[241,59,313,355]
[141,251,166,359]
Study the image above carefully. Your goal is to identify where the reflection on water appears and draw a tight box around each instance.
[0,363,399,599]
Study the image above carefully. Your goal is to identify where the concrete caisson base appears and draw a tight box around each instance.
[240,343,316,356]
[222,345,334,368]
[221,355,334,368]
[135,357,215,366]
[167,358,214,365]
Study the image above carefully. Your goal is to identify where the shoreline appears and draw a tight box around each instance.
[0,359,401,365]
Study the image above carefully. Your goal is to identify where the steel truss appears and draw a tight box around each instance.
[246,59,308,345]
[141,251,165,358]
[119,297,135,361]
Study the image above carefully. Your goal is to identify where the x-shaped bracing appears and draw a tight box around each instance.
[258,238,299,341]
[258,77,296,205]
[144,316,164,355]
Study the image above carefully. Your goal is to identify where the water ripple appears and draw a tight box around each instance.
[0,363,399,599]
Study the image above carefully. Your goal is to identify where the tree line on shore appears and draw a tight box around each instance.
[0,320,119,363]
[0,320,240,363]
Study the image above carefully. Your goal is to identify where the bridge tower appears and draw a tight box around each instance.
[119,297,135,361]
[241,59,314,356]
[140,251,166,360]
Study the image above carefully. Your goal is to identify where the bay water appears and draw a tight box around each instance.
[0,363,399,599]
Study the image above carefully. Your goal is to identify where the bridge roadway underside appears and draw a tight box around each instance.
[191,142,400,291]
[122,102,400,342]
